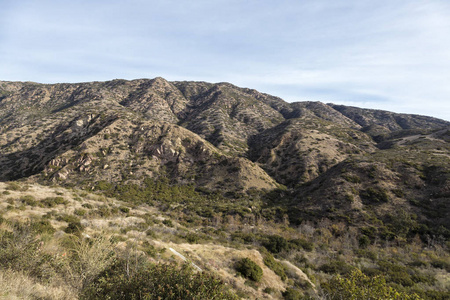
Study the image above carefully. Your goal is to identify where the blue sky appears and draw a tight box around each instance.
[1,0,449,121]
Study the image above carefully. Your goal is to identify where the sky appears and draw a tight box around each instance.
[0,0,449,121]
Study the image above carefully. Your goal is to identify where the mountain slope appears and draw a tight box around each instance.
[0,78,449,236]
[1,77,449,299]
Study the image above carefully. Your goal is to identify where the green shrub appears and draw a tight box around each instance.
[294,254,315,269]
[358,235,371,248]
[282,287,302,300]
[20,195,37,206]
[342,174,361,183]
[392,188,405,197]
[74,208,87,216]
[322,269,421,300]
[5,182,25,191]
[319,260,354,275]
[41,196,67,207]
[30,219,55,234]
[378,260,417,287]
[94,181,115,193]
[162,219,173,227]
[431,258,450,272]
[289,238,314,252]
[119,206,130,213]
[263,252,287,281]
[231,231,256,244]
[65,221,84,234]
[360,187,389,204]
[235,258,263,282]
[263,287,276,295]
[262,235,289,254]
[387,210,419,237]
[185,233,200,244]
[93,205,111,217]
[57,214,80,224]
[140,241,158,257]
[81,261,237,299]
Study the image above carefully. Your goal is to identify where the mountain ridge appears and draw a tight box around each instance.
[1,77,449,234]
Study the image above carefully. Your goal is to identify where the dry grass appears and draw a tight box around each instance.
[154,241,290,299]
[0,268,76,300]
[2,181,447,299]
[281,260,316,290]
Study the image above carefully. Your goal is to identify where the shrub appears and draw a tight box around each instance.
[74,209,87,216]
[231,231,256,244]
[65,221,84,235]
[392,188,405,198]
[263,252,287,281]
[20,195,37,206]
[431,258,450,272]
[358,235,371,248]
[57,215,83,235]
[41,196,67,207]
[294,254,315,269]
[119,206,130,213]
[81,261,237,299]
[185,233,200,244]
[162,219,173,227]
[319,260,354,275]
[30,219,55,234]
[64,235,115,291]
[289,238,314,252]
[140,241,158,257]
[57,214,80,224]
[387,210,419,237]
[282,287,302,300]
[94,181,115,193]
[93,205,111,217]
[0,222,57,283]
[378,260,415,287]
[262,235,289,254]
[322,269,421,300]
[5,182,25,191]
[342,174,361,183]
[235,258,263,282]
[360,187,389,204]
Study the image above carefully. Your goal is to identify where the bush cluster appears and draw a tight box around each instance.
[261,234,314,253]
[82,260,237,299]
[235,258,263,282]
[263,252,287,281]
[322,269,421,300]
[360,187,389,204]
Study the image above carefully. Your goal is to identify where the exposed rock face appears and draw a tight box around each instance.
[0,77,449,231]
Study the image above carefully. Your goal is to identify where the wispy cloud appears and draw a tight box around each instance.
[0,0,449,120]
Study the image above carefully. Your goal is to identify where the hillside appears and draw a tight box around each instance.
[0,78,449,299]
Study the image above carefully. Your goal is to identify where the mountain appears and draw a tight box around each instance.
[0,78,449,299]
[1,78,449,226]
